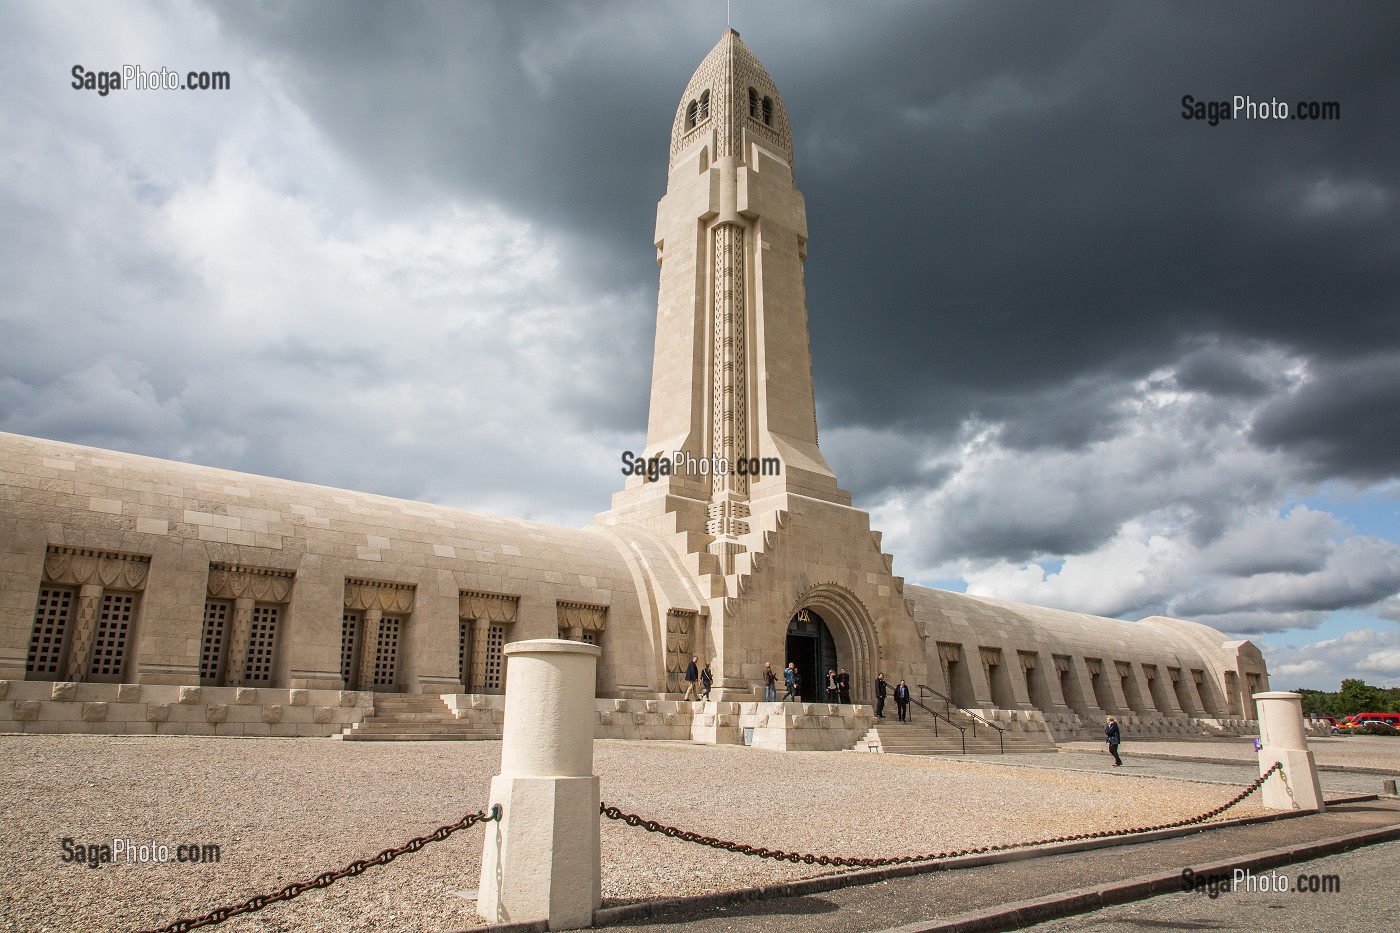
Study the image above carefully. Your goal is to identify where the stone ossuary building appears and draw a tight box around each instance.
[0,30,1268,747]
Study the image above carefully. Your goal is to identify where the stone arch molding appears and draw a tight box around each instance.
[790,582,878,702]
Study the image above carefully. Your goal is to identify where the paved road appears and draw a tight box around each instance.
[937,749,1393,797]
[1025,840,1400,933]
[593,799,1400,933]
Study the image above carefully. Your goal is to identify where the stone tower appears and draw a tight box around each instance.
[600,30,920,700]
[606,29,852,556]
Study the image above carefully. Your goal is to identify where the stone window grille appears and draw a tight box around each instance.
[341,611,363,688]
[484,623,506,690]
[344,578,415,693]
[243,605,280,684]
[458,619,471,688]
[698,89,710,121]
[203,563,294,687]
[458,590,518,693]
[28,586,75,676]
[685,99,699,130]
[373,615,403,688]
[27,546,149,682]
[761,95,773,126]
[748,86,758,117]
[87,591,136,681]
[199,600,230,683]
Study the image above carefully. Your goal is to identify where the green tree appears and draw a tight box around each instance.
[1337,678,1385,716]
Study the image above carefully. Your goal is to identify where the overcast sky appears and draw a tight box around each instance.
[2,1,1397,691]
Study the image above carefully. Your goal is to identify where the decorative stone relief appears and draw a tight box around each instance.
[207,562,294,602]
[44,546,149,589]
[669,30,794,172]
[708,221,751,540]
[459,590,519,622]
[557,601,607,632]
[345,578,416,613]
[664,609,696,691]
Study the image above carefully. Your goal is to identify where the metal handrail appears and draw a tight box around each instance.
[918,684,1005,754]
[906,697,966,754]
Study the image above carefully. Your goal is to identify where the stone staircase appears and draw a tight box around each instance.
[855,708,1056,756]
[339,694,502,742]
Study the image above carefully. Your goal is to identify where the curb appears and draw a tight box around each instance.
[1117,750,1400,777]
[585,803,1322,928]
[870,822,1400,933]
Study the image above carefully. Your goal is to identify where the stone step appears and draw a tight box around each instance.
[371,697,449,709]
[859,719,1056,756]
[342,732,500,742]
[350,720,497,734]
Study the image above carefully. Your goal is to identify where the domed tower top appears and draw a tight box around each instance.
[669,28,794,172]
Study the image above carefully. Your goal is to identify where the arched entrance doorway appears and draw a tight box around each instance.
[785,608,837,702]
[787,584,880,705]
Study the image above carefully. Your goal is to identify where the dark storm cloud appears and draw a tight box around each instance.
[1251,353,1400,482]
[205,1,1400,477]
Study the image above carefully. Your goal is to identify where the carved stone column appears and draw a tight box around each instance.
[223,598,255,686]
[357,608,384,690]
[63,584,103,681]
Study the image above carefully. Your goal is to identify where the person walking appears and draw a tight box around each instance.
[837,667,851,705]
[683,655,700,701]
[893,679,911,722]
[825,668,838,703]
[762,661,777,702]
[782,662,799,701]
[1105,716,1122,766]
[874,672,888,718]
[700,661,713,700]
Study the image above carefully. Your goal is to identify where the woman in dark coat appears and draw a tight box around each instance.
[1105,716,1122,766]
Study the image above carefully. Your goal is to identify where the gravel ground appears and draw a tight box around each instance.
[1,736,1272,933]
[1060,735,1400,770]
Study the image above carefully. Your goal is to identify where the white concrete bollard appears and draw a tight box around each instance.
[478,639,601,930]
[1254,691,1325,812]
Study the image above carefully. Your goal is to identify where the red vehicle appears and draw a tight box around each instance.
[1338,712,1400,729]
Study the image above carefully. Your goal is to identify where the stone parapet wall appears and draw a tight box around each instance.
[741,701,874,751]
[0,680,373,736]
[1038,707,1259,742]
[592,698,875,750]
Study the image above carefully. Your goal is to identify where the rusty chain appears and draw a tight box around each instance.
[600,762,1285,869]
[134,762,1286,930]
[134,804,500,933]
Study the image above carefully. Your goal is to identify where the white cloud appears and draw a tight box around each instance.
[0,1,642,527]
[1264,628,1400,690]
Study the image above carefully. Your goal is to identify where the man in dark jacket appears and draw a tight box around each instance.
[1105,716,1122,766]
[782,662,799,701]
[874,673,888,718]
[893,679,911,721]
[837,668,851,705]
[684,656,700,701]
